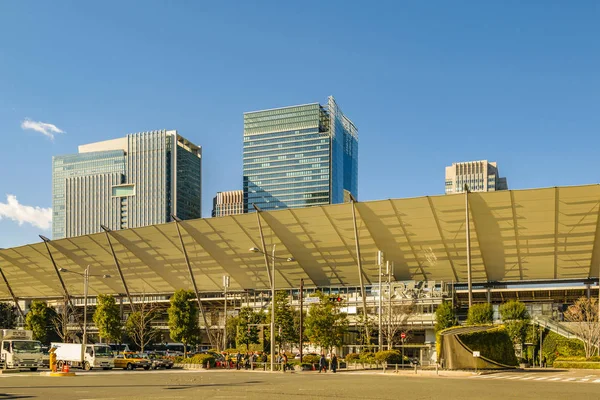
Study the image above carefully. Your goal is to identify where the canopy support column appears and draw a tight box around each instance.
[0,268,24,321]
[172,216,215,349]
[253,205,273,287]
[100,225,136,313]
[39,235,74,306]
[39,235,85,333]
[350,196,371,345]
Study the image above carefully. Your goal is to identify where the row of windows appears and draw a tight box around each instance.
[243,132,326,147]
[243,144,329,157]
[246,168,329,180]
[244,149,329,164]
[245,174,330,187]
[244,161,328,172]
[247,182,329,193]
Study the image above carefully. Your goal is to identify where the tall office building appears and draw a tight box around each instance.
[445,160,508,194]
[212,190,244,217]
[52,130,202,239]
[243,96,358,212]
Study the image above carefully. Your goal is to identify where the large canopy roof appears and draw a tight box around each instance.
[1,184,599,299]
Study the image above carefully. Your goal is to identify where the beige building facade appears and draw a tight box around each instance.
[212,190,244,217]
[445,160,508,194]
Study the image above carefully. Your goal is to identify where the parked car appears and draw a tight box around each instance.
[114,352,151,370]
[144,352,173,369]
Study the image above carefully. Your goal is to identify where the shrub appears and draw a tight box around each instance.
[435,301,457,332]
[302,354,320,365]
[359,352,376,365]
[345,353,360,363]
[458,326,518,366]
[375,350,401,365]
[466,303,493,325]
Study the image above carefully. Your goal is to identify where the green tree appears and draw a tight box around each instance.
[499,300,530,356]
[0,302,17,329]
[304,292,349,352]
[93,294,122,343]
[466,303,493,325]
[168,289,199,355]
[225,314,239,349]
[235,307,265,350]
[435,301,457,332]
[267,291,297,351]
[25,300,52,343]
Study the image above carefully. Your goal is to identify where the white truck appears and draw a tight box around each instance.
[0,329,43,371]
[51,343,114,371]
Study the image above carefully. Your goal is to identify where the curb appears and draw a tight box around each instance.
[41,372,77,377]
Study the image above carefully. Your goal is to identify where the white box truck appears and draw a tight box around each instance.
[0,329,43,371]
[51,343,114,371]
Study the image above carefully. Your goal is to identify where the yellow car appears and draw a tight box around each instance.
[114,353,151,370]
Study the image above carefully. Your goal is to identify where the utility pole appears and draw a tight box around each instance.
[465,184,472,308]
[223,275,230,351]
[378,251,383,352]
[388,261,393,350]
[299,278,304,363]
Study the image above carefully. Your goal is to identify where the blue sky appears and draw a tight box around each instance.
[0,1,598,248]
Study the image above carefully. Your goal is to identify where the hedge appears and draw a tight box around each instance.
[178,354,216,367]
[553,361,600,369]
[375,350,402,365]
[555,356,600,362]
[542,331,585,366]
[458,326,518,366]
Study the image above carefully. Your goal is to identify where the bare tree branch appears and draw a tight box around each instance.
[564,297,600,358]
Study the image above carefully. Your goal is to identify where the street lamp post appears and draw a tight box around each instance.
[249,246,294,372]
[223,275,230,351]
[58,266,110,363]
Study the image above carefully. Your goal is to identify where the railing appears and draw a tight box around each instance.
[532,316,579,340]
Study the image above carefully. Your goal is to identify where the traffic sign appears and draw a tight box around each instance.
[401,332,406,339]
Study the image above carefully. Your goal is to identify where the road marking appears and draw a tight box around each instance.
[548,378,561,381]
[507,376,521,380]
[520,376,536,380]
[534,377,548,381]
[593,379,600,383]
[580,379,589,382]
[564,378,576,381]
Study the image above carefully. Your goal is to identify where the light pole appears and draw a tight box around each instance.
[249,245,294,372]
[223,275,230,351]
[58,266,110,360]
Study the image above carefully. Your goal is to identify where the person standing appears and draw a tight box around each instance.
[331,353,338,373]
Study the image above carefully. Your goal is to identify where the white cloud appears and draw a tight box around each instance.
[0,195,52,230]
[20,118,65,140]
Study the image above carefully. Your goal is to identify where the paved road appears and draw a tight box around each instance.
[0,369,599,399]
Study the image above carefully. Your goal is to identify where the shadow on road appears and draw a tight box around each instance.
[0,380,264,391]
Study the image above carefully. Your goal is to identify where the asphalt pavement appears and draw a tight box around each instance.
[0,368,599,400]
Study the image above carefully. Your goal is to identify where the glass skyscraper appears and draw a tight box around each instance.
[243,96,358,212]
[52,130,202,239]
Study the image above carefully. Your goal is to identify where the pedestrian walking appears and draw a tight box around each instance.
[331,353,338,373]
[282,353,288,372]
[319,353,327,373]
[236,351,242,370]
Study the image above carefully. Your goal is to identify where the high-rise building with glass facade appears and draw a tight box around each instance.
[444,160,508,194]
[52,130,202,239]
[243,96,358,212]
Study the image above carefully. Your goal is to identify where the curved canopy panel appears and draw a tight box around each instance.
[0,184,599,299]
